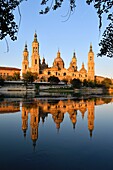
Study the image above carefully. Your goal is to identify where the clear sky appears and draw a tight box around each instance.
[0,0,113,78]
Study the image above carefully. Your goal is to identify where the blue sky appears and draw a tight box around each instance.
[0,0,113,78]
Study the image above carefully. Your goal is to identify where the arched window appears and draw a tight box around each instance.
[25,65,27,69]
[48,71,50,75]
[35,59,37,64]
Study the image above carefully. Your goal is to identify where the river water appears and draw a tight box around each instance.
[0,96,113,170]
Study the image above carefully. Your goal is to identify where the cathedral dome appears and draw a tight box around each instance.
[53,50,64,70]
[54,57,64,63]
[79,63,87,73]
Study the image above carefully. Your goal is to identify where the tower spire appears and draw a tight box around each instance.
[73,50,76,58]
[24,43,28,52]
[90,43,92,52]
[34,32,37,42]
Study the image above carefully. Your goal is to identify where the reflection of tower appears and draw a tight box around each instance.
[68,110,77,129]
[30,106,39,149]
[21,106,28,138]
[87,100,95,137]
[52,111,64,131]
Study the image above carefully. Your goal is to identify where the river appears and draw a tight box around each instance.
[0,96,113,170]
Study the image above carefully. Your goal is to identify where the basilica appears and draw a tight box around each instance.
[22,33,95,82]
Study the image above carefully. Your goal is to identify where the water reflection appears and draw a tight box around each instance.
[0,97,112,149]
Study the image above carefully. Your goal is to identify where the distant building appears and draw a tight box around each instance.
[0,66,21,80]
[22,33,95,82]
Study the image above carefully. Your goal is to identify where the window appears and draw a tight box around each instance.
[48,71,50,75]
[34,117,36,122]
[25,65,27,69]
[35,59,37,64]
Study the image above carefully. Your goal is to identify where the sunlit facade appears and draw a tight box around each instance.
[0,67,21,80]
[22,33,95,82]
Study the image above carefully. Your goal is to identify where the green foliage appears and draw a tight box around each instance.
[0,0,27,41]
[48,76,60,84]
[40,0,76,14]
[22,71,38,83]
[70,78,82,88]
[6,75,13,81]
[101,78,112,88]
[83,79,89,87]
[40,0,113,57]
[5,72,20,81]
[98,22,113,58]
[13,72,20,80]
[0,76,4,86]
[86,0,113,57]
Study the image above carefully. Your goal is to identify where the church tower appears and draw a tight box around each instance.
[22,44,29,75]
[87,44,95,81]
[68,51,77,71]
[31,33,40,74]
[87,100,95,137]
[30,105,39,148]
[21,105,28,138]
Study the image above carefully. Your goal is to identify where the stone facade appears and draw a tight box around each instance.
[22,33,95,82]
[0,67,21,80]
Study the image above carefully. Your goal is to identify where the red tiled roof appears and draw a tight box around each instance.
[0,66,21,71]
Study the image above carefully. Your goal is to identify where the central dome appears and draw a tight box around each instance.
[53,50,64,70]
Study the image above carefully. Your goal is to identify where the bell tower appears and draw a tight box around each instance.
[21,105,28,138]
[31,32,40,74]
[87,43,95,81]
[30,106,39,149]
[22,43,29,75]
[68,51,77,71]
[87,100,95,137]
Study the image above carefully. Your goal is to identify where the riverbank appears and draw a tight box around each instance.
[0,81,111,98]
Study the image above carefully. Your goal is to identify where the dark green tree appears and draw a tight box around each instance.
[22,71,38,83]
[13,72,20,80]
[6,75,13,81]
[70,78,82,88]
[83,79,88,87]
[0,76,4,86]
[48,75,60,84]
[0,0,27,41]
[40,0,113,58]
[101,77,112,88]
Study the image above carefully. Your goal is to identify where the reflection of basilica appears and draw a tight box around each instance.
[0,98,112,148]
[0,100,20,113]
[21,97,112,148]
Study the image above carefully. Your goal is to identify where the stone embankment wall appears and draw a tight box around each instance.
[74,88,103,94]
[0,84,35,91]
